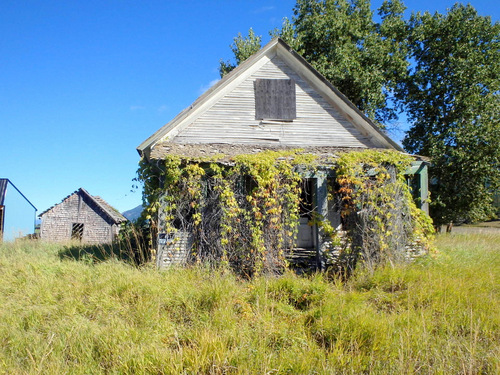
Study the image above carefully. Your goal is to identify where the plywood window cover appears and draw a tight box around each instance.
[254,78,296,121]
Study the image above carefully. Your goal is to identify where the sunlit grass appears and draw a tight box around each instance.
[0,234,498,374]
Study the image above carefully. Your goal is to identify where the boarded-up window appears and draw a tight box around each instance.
[71,223,84,241]
[254,79,296,120]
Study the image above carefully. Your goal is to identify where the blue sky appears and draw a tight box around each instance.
[1,0,498,219]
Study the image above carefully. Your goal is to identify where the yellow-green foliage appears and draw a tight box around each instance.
[335,150,434,266]
[146,150,318,276]
[0,234,498,373]
[138,149,433,274]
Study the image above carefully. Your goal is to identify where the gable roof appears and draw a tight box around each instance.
[0,178,37,210]
[137,37,403,159]
[39,188,127,224]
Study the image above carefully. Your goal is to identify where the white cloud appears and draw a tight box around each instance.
[198,78,220,95]
[253,6,275,14]
[157,105,169,113]
[130,105,145,111]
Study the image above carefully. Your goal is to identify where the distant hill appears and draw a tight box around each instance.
[122,205,144,222]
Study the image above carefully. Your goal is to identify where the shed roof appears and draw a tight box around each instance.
[0,178,37,210]
[39,188,127,224]
[149,143,428,168]
[150,143,365,165]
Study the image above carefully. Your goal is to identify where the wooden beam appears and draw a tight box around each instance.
[315,172,328,271]
[406,161,430,214]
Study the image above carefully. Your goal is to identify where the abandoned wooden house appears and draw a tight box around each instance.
[137,38,431,273]
[39,188,127,243]
[0,179,37,241]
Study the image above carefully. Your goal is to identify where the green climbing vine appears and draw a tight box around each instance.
[137,149,434,276]
[335,150,434,270]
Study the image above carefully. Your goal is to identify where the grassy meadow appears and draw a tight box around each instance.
[0,234,498,374]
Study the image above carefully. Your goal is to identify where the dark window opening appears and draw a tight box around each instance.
[406,174,422,208]
[71,223,84,241]
[244,175,258,196]
[254,79,296,120]
[299,179,314,219]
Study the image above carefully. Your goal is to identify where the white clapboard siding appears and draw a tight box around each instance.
[157,231,192,268]
[172,57,376,148]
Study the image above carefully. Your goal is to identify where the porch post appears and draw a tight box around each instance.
[315,172,328,271]
[419,164,429,214]
[407,161,430,215]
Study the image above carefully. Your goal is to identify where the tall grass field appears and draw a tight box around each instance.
[0,234,498,374]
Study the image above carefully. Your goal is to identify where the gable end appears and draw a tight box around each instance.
[137,37,404,157]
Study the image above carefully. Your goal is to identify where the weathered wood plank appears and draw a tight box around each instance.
[254,79,296,120]
[40,192,117,243]
[172,56,376,148]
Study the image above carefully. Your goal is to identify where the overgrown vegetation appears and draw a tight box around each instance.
[138,149,432,276]
[0,234,498,374]
[401,4,500,226]
[220,0,500,227]
[335,150,433,272]
[57,221,152,265]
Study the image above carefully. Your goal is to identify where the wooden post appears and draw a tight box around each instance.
[0,206,4,242]
[315,172,328,271]
[419,164,429,214]
[406,161,430,215]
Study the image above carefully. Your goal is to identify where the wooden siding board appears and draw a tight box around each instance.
[40,192,118,243]
[157,231,192,268]
[169,57,376,148]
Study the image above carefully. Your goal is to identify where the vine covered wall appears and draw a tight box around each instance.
[138,149,433,276]
[335,150,434,271]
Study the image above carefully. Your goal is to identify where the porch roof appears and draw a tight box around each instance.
[149,142,429,166]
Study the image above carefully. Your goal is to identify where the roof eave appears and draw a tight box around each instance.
[79,188,127,224]
[137,37,404,154]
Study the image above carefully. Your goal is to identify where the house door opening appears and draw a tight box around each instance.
[296,179,315,249]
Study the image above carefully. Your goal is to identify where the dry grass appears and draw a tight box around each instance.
[461,220,500,229]
[0,234,498,374]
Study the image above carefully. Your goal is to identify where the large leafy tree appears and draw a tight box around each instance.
[284,0,409,124]
[220,1,499,227]
[401,4,500,226]
[220,0,409,125]
[219,28,262,77]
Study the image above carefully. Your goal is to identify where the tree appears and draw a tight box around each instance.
[219,28,262,77]
[401,4,500,226]
[220,1,500,227]
[220,0,409,125]
[286,0,409,124]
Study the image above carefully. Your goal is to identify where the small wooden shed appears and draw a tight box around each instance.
[39,188,127,243]
[0,179,37,241]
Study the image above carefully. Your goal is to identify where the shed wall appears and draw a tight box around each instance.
[1,186,36,241]
[40,193,117,243]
